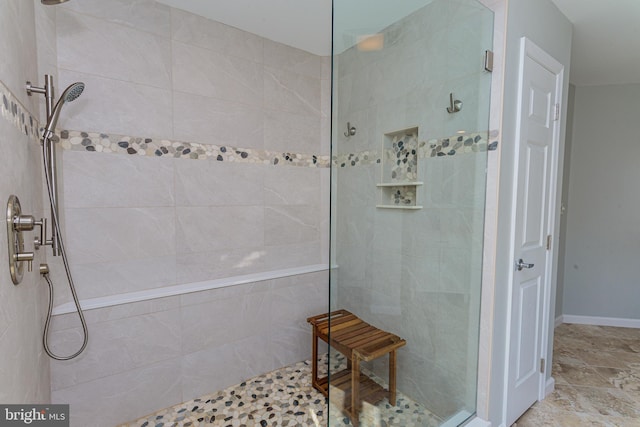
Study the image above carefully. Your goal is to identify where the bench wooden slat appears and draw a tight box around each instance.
[307,309,406,427]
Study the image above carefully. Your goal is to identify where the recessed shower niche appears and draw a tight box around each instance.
[376,127,423,209]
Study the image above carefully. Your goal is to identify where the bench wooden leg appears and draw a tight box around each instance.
[389,350,397,406]
[351,355,360,427]
[311,330,318,390]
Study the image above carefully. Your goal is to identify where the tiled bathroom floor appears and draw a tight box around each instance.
[514,323,640,427]
[121,353,441,427]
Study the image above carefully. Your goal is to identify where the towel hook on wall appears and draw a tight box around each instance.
[446,93,463,113]
[344,122,356,137]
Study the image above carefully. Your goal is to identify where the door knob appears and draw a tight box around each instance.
[516,258,534,271]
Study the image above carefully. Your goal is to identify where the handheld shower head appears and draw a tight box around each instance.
[43,82,84,141]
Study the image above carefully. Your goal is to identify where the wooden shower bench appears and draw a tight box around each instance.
[306,310,406,426]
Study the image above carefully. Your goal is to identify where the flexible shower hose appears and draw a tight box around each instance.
[41,139,88,360]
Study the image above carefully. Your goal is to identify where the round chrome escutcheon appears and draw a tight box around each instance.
[7,195,25,285]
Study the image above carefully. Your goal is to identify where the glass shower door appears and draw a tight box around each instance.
[328,0,494,425]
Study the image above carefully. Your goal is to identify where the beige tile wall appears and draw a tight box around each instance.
[0,0,50,405]
[40,1,331,426]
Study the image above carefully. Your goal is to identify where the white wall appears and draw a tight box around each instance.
[561,83,640,321]
[488,0,572,424]
[0,0,50,404]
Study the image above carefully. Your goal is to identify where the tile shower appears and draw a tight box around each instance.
[32,1,331,425]
[0,0,500,426]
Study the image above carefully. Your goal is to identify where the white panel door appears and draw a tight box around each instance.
[506,38,563,426]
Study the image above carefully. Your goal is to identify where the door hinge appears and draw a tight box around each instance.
[484,50,494,72]
[554,103,560,121]
[546,235,552,250]
[540,358,546,373]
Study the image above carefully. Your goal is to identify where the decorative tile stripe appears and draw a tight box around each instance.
[58,130,331,168]
[333,130,500,168]
[0,79,40,141]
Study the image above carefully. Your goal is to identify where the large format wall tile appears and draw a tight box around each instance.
[172,41,263,107]
[64,207,176,264]
[59,0,171,38]
[264,167,320,205]
[173,91,264,148]
[57,9,171,88]
[70,256,177,299]
[264,66,321,117]
[176,206,264,253]
[180,289,272,355]
[176,247,266,284]
[263,108,321,154]
[49,308,182,391]
[181,335,273,402]
[52,358,182,427]
[263,39,321,79]
[0,1,38,112]
[57,70,173,138]
[265,205,319,246]
[62,150,175,208]
[174,160,265,207]
[171,8,262,63]
[264,241,321,270]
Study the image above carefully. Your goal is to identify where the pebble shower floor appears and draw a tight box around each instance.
[121,353,442,427]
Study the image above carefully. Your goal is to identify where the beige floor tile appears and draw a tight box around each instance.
[536,384,595,413]
[556,363,615,388]
[580,349,640,369]
[516,324,640,427]
[572,385,640,418]
[593,366,640,391]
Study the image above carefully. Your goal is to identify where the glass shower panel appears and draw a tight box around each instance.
[329,0,494,425]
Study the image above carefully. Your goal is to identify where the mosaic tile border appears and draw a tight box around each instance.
[59,130,331,168]
[0,79,40,141]
[333,130,500,168]
[0,80,499,171]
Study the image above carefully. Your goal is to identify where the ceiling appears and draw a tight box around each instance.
[156,0,429,56]
[551,0,640,86]
[157,0,640,86]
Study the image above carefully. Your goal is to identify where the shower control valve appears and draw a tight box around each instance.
[33,218,48,250]
[13,214,47,250]
[16,252,34,272]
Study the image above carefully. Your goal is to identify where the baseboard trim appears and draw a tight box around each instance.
[545,377,555,397]
[555,315,563,328]
[562,314,640,329]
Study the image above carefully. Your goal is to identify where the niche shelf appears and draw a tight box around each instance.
[377,127,423,209]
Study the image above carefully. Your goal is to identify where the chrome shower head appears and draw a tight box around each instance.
[43,82,84,141]
[62,82,84,103]
[41,0,70,5]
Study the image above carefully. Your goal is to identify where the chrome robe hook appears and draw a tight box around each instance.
[447,93,463,113]
[344,122,356,137]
